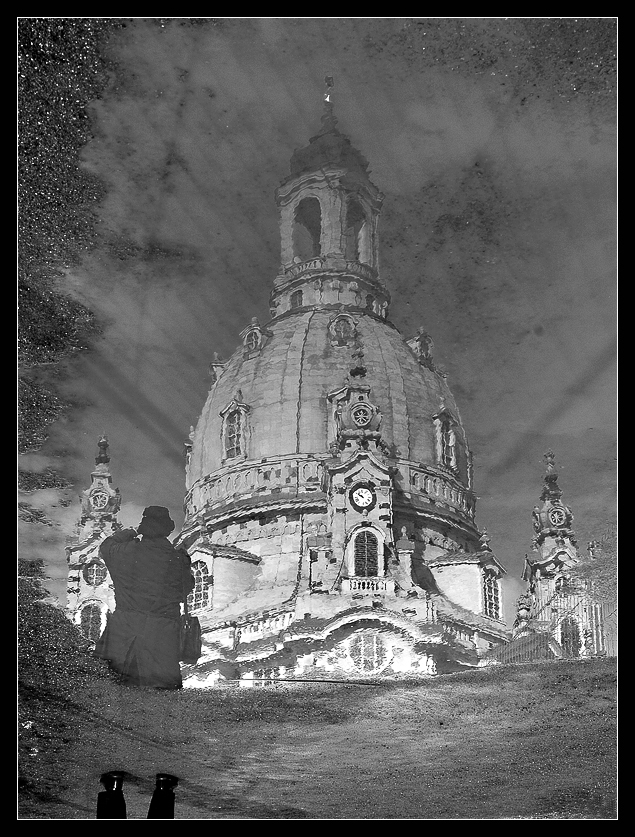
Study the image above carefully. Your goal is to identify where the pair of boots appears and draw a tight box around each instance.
[97,771,178,819]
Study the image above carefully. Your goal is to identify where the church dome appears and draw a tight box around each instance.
[187,308,471,499]
[184,94,478,537]
[174,93,509,688]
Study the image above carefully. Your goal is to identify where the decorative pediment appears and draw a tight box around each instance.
[219,393,250,419]
[179,531,261,565]
[326,450,393,538]
[327,446,391,481]
[477,552,507,578]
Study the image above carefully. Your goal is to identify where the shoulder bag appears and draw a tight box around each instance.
[179,599,202,664]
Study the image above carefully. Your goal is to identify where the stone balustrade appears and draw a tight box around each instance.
[187,456,475,524]
[343,577,395,594]
[186,454,325,518]
[237,611,295,645]
[399,462,475,520]
[442,622,476,644]
[282,256,326,278]
[419,595,438,624]
[279,256,379,285]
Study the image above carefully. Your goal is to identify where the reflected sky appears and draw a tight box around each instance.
[19,19,617,626]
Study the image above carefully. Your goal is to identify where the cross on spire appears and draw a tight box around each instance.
[541,449,562,501]
[95,435,110,465]
[318,75,338,134]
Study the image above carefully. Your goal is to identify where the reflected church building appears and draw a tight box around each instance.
[67,96,513,684]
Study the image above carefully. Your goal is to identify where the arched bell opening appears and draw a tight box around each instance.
[292,196,322,261]
[344,196,369,263]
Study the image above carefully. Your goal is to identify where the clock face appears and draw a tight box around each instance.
[351,486,375,509]
[549,508,566,527]
[90,490,110,510]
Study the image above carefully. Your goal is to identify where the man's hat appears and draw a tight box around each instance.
[138,506,175,537]
[142,506,173,523]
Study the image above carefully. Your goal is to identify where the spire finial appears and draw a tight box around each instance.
[540,449,562,501]
[479,528,492,551]
[318,75,338,134]
[324,75,334,103]
[95,434,110,465]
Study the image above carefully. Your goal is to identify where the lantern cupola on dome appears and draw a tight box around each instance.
[270,78,388,321]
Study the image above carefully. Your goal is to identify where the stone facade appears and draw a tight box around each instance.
[511,452,609,658]
[66,437,121,643]
[176,99,509,687]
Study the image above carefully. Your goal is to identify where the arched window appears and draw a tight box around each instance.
[290,290,303,309]
[349,632,388,674]
[80,603,103,643]
[225,409,242,459]
[292,197,321,261]
[82,561,108,587]
[365,294,375,310]
[482,572,500,619]
[354,530,379,577]
[187,560,212,612]
[560,617,581,657]
[344,197,367,261]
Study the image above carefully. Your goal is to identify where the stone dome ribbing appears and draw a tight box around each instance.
[187,308,468,486]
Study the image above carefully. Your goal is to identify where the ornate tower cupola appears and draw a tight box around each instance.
[522,450,579,586]
[270,78,389,320]
[78,435,122,540]
[531,451,577,553]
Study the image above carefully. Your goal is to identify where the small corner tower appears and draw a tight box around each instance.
[525,450,578,582]
[66,436,121,644]
[514,451,607,658]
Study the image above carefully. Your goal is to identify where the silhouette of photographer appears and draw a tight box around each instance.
[95,506,194,689]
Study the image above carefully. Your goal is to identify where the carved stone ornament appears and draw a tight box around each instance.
[328,313,357,346]
[328,384,383,452]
